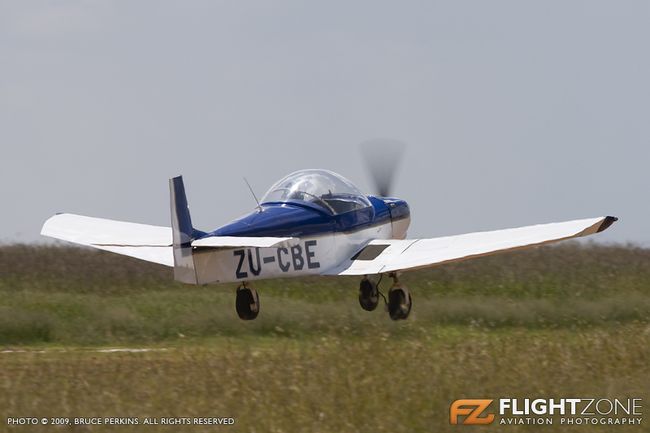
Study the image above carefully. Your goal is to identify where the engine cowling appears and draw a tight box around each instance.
[386,199,410,239]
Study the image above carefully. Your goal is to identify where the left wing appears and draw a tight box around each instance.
[327,216,617,276]
[41,213,295,268]
[41,213,175,266]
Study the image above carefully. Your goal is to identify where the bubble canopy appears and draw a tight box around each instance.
[261,169,372,215]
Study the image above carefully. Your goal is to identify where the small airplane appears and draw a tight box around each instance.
[41,144,617,321]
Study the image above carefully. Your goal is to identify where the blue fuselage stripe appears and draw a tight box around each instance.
[202,196,407,239]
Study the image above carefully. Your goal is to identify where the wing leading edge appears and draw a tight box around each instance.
[327,216,618,276]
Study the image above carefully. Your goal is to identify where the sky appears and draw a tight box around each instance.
[1,1,648,245]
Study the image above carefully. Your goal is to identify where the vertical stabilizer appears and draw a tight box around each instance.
[170,176,198,284]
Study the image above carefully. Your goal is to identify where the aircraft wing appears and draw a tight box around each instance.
[327,216,618,276]
[42,213,173,246]
[41,213,294,267]
[41,213,174,266]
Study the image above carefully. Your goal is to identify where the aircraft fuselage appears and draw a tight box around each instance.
[190,196,410,284]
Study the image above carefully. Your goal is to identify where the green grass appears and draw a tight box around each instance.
[1,327,648,433]
[0,243,649,432]
[0,243,649,346]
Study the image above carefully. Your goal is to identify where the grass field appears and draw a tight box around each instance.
[1,243,649,432]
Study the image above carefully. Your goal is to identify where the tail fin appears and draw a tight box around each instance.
[170,176,198,284]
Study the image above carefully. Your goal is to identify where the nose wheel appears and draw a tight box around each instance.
[358,273,412,320]
[236,285,260,320]
[359,278,379,311]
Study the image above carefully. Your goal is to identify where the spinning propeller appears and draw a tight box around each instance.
[360,138,406,197]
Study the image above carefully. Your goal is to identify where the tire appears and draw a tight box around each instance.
[236,287,260,320]
[387,286,412,320]
[358,278,379,311]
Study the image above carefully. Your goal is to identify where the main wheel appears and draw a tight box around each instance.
[358,278,379,311]
[236,286,260,320]
[387,286,412,320]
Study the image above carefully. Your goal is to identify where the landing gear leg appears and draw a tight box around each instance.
[236,284,260,320]
[387,272,412,320]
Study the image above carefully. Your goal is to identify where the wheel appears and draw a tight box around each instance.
[387,286,411,320]
[236,286,260,320]
[359,278,379,311]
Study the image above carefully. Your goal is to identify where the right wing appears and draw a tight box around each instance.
[327,216,618,276]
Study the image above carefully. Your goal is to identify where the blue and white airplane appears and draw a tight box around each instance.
[42,168,617,321]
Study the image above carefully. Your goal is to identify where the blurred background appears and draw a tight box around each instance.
[1,2,649,432]
[1,0,648,244]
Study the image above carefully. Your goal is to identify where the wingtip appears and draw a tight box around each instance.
[40,214,60,236]
[597,216,618,233]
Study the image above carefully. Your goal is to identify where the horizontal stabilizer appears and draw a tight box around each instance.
[191,235,293,248]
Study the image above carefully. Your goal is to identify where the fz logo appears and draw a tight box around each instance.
[233,240,320,279]
[450,399,495,425]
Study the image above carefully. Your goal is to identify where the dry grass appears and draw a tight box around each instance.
[0,243,649,432]
[1,327,648,433]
